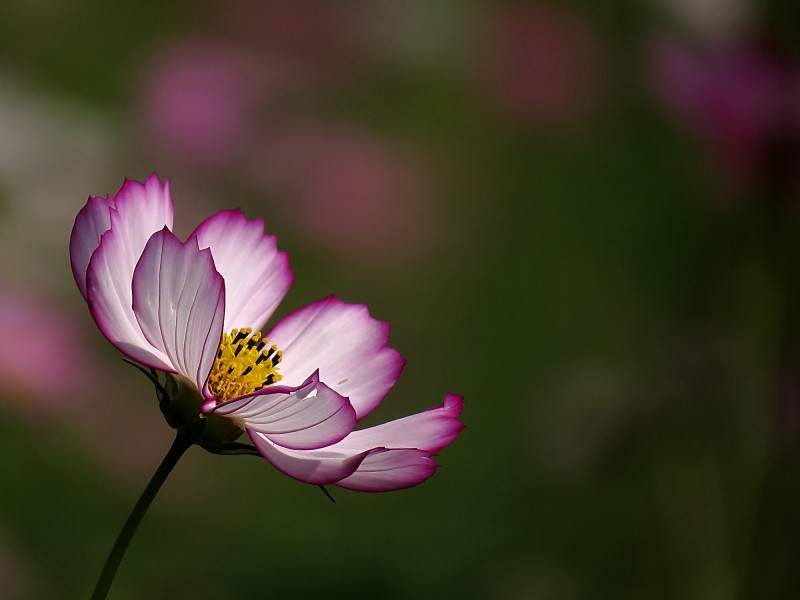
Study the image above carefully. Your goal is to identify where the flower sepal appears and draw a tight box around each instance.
[159,374,243,447]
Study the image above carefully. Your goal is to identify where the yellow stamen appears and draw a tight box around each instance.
[208,327,283,403]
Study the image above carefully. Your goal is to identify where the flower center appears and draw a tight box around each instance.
[208,328,283,403]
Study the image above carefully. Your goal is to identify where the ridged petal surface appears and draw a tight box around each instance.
[267,297,404,419]
[191,209,292,332]
[132,228,225,390]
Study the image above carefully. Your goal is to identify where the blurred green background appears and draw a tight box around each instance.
[2,0,800,598]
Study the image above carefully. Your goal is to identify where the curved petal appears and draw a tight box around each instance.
[191,209,293,332]
[132,228,226,390]
[70,195,114,298]
[85,175,175,370]
[248,432,372,485]
[334,449,439,492]
[266,297,405,419]
[247,393,464,490]
[328,393,464,454]
[209,371,356,450]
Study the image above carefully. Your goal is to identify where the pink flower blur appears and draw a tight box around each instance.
[478,3,607,127]
[0,286,91,411]
[651,36,800,193]
[137,38,266,170]
[248,125,436,262]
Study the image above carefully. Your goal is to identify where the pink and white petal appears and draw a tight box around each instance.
[132,228,225,390]
[210,372,356,450]
[87,230,173,371]
[248,432,372,485]
[245,393,463,489]
[107,175,175,267]
[85,176,175,370]
[191,209,293,332]
[334,448,439,492]
[328,393,464,454]
[70,195,115,298]
[266,297,405,419]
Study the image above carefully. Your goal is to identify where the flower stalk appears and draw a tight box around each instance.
[91,434,192,600]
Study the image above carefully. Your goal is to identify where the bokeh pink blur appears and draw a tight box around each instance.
[651,35,800,198]
[477,3,608,128]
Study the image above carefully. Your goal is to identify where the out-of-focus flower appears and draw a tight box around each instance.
[0,286,92,413]
[248,124,437,263]
[134,10,447,266]
[136,1,370,175]
[650,36,800,194]
[477,3,607,127]
[70,174,463,491]
[137,38,269,171]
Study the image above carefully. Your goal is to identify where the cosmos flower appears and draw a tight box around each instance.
[70,174,463,491]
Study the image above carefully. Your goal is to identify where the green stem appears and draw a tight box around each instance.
[91,434,192,600]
